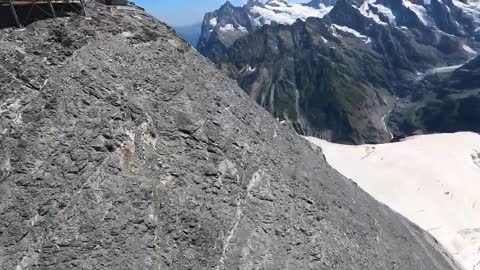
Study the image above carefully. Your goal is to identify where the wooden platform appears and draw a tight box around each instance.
[0,0,86,28]
[0,0,82,5]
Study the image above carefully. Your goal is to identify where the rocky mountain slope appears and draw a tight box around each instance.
[198,0,479,143]
[390,55,480,136]
[0,1,462,269]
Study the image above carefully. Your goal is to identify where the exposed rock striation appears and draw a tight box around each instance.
[0,1,461,269]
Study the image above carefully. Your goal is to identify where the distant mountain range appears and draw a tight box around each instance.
[173,22,202,46]
[196,0,480,144]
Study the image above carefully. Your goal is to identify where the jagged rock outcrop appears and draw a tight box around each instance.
[197,0,335,63]
[0,1,462,269]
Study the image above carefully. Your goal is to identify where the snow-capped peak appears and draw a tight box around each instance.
[402,0,431,26]
[358,1,390,26]
[250,0,334,26]
[452,0,480,25]
[331,24,372,43]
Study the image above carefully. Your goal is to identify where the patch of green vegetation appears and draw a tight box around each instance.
[401,94,480,134]
[294,52,370,139]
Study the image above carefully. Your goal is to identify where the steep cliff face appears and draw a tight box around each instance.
[0,1,461,270]
[197,1,256,62]
[221,18,394,143]
[392,56,480,135]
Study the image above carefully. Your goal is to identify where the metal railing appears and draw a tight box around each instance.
[0,0,86,27]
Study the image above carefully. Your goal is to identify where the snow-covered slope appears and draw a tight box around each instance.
[306,132,480,270]
[250,0,333,25]
[200,0,480,54]
[353,0,480,36]
[358,1,396,25]
[452,0,480,26]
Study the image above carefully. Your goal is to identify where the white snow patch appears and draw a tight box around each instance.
[381,110,393,139]
[402,0,430,25]
[238,25,248,32]
[463,44,477,54]
[414,63,464,82]
[358,2,388,25]
[452,0,480,24]
[209,17,218,27]
[331,24,371,43]
[305,132,480,270]
[332,24,366,38]
[371,3,396,24]
[251,2,332,25]
[430,64,464,74]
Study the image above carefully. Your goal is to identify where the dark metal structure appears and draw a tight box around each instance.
[0,0,86,28]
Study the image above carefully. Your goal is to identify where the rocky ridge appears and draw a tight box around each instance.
[0,1,463,269]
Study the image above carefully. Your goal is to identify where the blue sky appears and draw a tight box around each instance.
[132,0,247,27]
[132,0,309,27]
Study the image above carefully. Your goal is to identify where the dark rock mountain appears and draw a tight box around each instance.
[197,1,257,62]
[222,19,392,143]
[0,1,462,269]
[451,55,480,89]
[197,0,479,143]
[197,0,335,63]
[391,55,480,135]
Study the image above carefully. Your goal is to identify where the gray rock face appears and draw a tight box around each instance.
[197,1,256,62]
[0,2,461,270]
